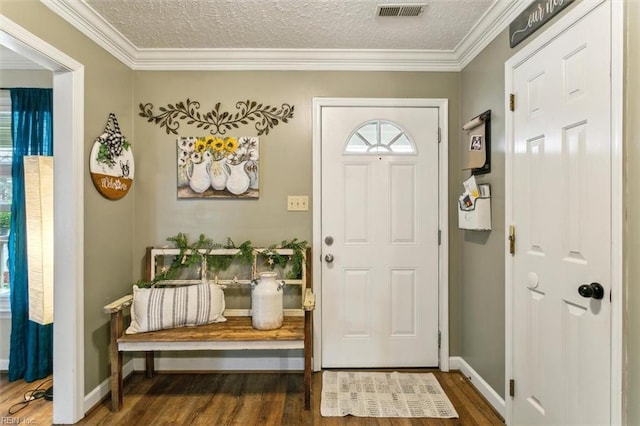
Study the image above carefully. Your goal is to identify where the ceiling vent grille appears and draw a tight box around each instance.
[376,4,426,17]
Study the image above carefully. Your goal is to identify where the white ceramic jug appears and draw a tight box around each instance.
[209,158,229,191]
[226,160,250,195]
[251,271,284,330]
[187,155,212,194]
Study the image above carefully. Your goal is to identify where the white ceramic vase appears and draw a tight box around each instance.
[187,158,211,193]
[226,160,250,195]
[251,271,284,330]
[210,159,229,191]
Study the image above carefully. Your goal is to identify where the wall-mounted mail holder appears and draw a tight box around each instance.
[458,180,491,231]
[458,197,492,231]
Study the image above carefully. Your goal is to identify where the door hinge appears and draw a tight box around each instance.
[438,331,441,348]
[438,229,441,245]
[509,94,515,111]
[509,379,515,397]
[508,225,516,255]
[438,127,441,143]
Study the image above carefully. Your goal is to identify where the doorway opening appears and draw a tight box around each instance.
[1,15,85,424]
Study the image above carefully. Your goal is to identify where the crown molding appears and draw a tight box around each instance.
[42,0,137,69]
[41,0,526,72]
[132,48,461,71]
[456,0,530,69]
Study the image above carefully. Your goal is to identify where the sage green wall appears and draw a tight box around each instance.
[0,69,53,366]
[0,70,52,86]
[459,30,512,399]
[1,1,135,393]
[132,71,463,356]
[624,2,640,424]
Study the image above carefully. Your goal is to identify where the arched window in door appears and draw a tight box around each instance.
[344,120,416,154]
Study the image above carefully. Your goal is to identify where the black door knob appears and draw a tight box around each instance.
[578,282,604,300]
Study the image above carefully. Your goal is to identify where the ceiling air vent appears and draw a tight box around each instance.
[376,3,426,17]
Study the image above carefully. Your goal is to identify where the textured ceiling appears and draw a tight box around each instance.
[84,0,494,50]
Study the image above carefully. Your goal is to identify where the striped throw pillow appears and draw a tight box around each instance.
[126,283,226,334]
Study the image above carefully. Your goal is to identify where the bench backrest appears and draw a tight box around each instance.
[145,246,310,317]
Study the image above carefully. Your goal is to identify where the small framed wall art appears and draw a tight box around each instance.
[177,136,259,199]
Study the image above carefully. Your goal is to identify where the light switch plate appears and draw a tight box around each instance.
[287,195,309,211]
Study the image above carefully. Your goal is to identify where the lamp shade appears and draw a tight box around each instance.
[23,156,54,325]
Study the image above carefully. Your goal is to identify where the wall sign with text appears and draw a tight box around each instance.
[89,113,134,200]
[509,0,575,48]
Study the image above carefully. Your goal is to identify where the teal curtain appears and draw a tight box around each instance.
[8,88,53,382]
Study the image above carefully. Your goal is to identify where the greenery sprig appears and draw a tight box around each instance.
[134,233,217,287]
[207,238,255,272]
[97,137,130,168]
[261,238,308,279]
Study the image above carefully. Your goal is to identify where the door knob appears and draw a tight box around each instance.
[324,254,334,263]
[578,282,604,300]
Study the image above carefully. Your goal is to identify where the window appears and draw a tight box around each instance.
[0,91,12,314]
[344,120,416,155]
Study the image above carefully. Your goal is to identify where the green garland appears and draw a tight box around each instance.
[134,233,307,287]
[134,233,217,287]
[235,239,256,266]
[207,238,255,272]
[261,238,308,279]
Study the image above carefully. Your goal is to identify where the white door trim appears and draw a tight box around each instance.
[504,1,623,424]
[0,15,86,424]
[312,97,449,372]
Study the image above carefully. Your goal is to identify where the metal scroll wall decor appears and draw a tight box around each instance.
[139,99,295,136]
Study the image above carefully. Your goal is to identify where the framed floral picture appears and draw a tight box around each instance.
[177,136,259,199]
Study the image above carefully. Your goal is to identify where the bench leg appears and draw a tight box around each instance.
[110,313,123,412]
[145,351,155,378]
[304,310,312,410]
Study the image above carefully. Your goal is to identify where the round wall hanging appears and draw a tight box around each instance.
[89,113,134,200]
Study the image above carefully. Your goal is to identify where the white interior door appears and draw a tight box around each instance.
[508,3,611,425]
[320,105,440,368]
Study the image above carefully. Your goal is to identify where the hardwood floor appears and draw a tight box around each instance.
[1,370,504,425]
[0,372,53,425]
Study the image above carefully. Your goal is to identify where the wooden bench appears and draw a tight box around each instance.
[104,247,315,412]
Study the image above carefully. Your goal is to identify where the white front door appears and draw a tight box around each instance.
[508,3,611,425]
[320,104,440,368]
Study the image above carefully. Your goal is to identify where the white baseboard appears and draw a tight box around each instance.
[83,352,304,414]
[83,359,135,413]
[449,356,505,418]
[0,359,8,370]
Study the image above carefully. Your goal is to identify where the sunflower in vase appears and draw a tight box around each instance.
[204,137,229,161]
